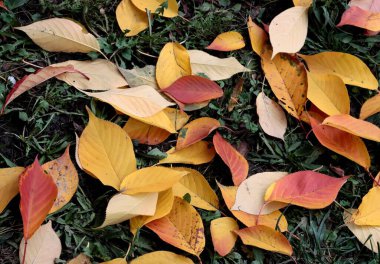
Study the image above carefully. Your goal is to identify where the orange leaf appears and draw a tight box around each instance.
[206,31,245,51]
[234,225,293,255]
[124,118,170,145]
[337,6,380,31]
[322,114,380,142]
[1,65,85,113]
[146,197,205,256]
[42,146,78,213]
[163,75,223,104]
[360,93,380,120]
[210,217,239,257]
[176,117,220,150]
[264,171,348,209]
[213,132,248,186]
[247,16,268,56]
[310,116,371,169]
[19,158,58,240]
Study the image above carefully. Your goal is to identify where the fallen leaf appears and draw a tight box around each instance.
[19,221,61,264]
[42,146,78,213]
[269,6,308,58]
[310,116,371,169]
[265,171,349,209]
[261,46,308,120]
[256,92,287,140]
[234,225,293,256]
[116,0,148,36]
[120,167,187,195]
[206,31,245,51]
[156,42,191,89]
[16,18,101,53]
[0,1,8,10]
[231,172,288,215]
[172,167,219,211]
[83,86,174,118]
[217,182,288,231]
[128,110,177,133]
[19,158,58,240]
[352,187,380,226]
[337,6,380,31]
[98,192,158,228]
[176,117,220,150]
[360,93,380,119]
[210,217,239,257]
[350,0,380,12]
[119,65,158,89]
[131,0,178,18]
[228,78,244,112]
[299,52,378,90]
[78,108,136,190]
[130,189,174,235]
[306,72,350,116]
[183,101,210,111]
[159,141,216,165]
[293,0,313,7]
[344,209,380,253]
[0,167,25,213]
[213,132,249,186]
[146,197,205,256]
[130,251,194,264]
[323,114,380,142]
[1,65,82,112]
[67,254,91,264]
[100,258,128,264]
[247,16,268,56]
[53,59,128,91]
[188,50,249,81]
[163,75,223,105]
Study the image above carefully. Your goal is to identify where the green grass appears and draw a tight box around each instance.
[0,0,379,263]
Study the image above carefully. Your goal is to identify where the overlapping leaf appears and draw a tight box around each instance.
[0,167,25,213]
[206,31,245,51]
[352,187,380,226]
[131,0,179,18]
[116,0,148,36]
[130,251,194,264]
[360,93,380,119]
[210,217,239,256]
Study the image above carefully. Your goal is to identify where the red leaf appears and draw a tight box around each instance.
[19,158,58,240]
[213,132,249,186]
[1,65,87,113]
[162,75,223,104]
[265,171,349,209]
[337,6,380,32]
[0,1,8,10]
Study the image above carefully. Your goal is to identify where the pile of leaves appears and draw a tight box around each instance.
[0,0,379,263]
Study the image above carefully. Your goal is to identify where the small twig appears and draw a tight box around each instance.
[22,60,43,69]
[137,50,158,59]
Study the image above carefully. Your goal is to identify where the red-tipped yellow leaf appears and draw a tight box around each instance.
[337,6,380,31]
[163,75,223,104]
[146,197,205,256]
[210,217,239,256]
[19,158,58,240]
[360,93,380,119]
[310,116,371,169]
[234,225,293,256]
[213,132,248,186]
[264,171,348,209]
[0,167,25,214]
[206,31,245,51]
[176,117,220,150]
[322,114,380,142]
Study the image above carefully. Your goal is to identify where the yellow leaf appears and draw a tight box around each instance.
[129,110,176,133]
[299,52,378,90]
[98,193,158,228]
[159,141,216,165]
[146,197,205,256]
[307,72,350,115]
[16,18,101,54]
[43,146,78,213]
[130,251,193,264]
[231,172,288,215]
[352,187,380,226]
[119,65,158,89]
[269,6,308,58]
[247,16,268,56]
[344,209,380,253]
[188,50,249,81]
[130,189,174,235]
[293,0,313,7]
[234,225,293,256]
[210,217,239,257]
[52,59,128,91]
[100,258,128,264]
[116,0,148,36]
[206,31,245,51]
[82,86,174,118]
[172,167,219,211]
[0,167,25,213]
[120,167,188,195]
[156,42,191,89]
[256,92,287,140]
[78,108,136,190]
[360,93,380,119]
[131,0,178,18]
